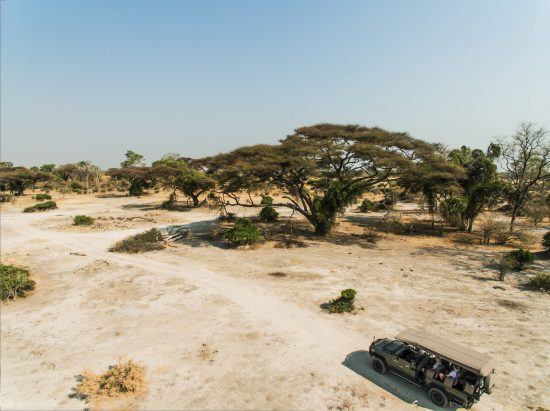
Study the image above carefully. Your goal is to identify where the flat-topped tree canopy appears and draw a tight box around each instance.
[396,328,495,376]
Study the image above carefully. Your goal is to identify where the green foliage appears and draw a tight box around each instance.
[106,167,151,196]
[24,201,57,213]
[219,212,237,222]
[70,181,83,192]
[439,196,467,229]
[34,193,52,201]
[109,228,165,253]
[260,195,273,205]
[543,231,550,251]
[358,199,377,213]
[224,218,260,247]
[0,194,14,202]
[508,249,534,270]
[121,150,145,167]
[73,215,94,226]
[39,163,56,173]
[528,273,550,292]
[1,264,35,300]
[259,205,279,222]
[205,123,454,235]
[0,167,50,196]
[324,289,357,313]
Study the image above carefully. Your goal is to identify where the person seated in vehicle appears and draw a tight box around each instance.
[446,365,462,387]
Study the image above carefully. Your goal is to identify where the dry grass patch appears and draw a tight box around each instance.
[73,359,147,408]
[109,228,165,253]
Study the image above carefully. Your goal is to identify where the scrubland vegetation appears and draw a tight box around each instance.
[109,228,165,253]
[1,122,549,410]
[0,264,35,300]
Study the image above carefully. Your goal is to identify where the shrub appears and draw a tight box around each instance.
[323,289,357,313]
[260,195,273,206]
[34,193,52,201]
[479,215,507,245]
[74,215,95,226]
[1,264,35,300]
[358,199,377,213]
[0,194,14,203]
[23,200,57,213]
[224,218,260,247]
[528,273,550,292]
[498,255,516,281]
[543,231,550,251]
[259,206,279,222]
[219,212,237,222]
[109,228,165,253]
[508,248,534,270]
[70,181,83,192]
[74,359,146,405]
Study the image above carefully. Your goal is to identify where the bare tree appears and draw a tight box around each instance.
[497,123,549,232]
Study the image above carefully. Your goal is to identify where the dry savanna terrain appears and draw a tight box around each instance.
[1,192,549,410]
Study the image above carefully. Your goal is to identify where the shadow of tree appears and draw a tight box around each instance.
[342,351,452,410]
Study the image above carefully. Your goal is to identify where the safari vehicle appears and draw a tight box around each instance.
[369,328,495,408]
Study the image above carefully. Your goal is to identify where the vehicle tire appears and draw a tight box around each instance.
[372,357,386,373]
[428,387,448,407]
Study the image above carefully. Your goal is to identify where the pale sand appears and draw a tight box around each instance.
[1,193,548,410]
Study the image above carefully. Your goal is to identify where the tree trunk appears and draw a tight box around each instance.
[467,219,474,233]
[510,206,518,233]
[191,194,199,207]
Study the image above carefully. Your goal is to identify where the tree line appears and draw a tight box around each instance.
[1,122,548,234]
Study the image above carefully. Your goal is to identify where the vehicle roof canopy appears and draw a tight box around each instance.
[395,328,495,376]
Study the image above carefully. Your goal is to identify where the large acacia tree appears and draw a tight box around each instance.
[152,155,216,207]
[0,166,50,196]
[204,124,453,235]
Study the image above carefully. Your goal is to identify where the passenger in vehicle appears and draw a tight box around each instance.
[447,365,461,387]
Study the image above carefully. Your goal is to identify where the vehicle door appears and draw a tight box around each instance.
[392,348,416,379]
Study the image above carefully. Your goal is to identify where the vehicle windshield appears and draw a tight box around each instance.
[383,341,405,354]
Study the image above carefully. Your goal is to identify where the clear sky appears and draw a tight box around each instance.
[1,0,549,168]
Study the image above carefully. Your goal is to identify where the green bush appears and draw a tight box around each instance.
[261,195,273,206]
[324,289,357,313]
[1,264,35,300]
[259,206,279,222]
[70,181,83,192]
[109,228,165,253]
[508,248,534,270]
[23,201,57,213]
[543,231,550,251]
[358,199,377,213]
[528,273,550,292]
[34,193,52,201]
[0,194,14,203]
[219,212,237,222]
[224,218,260,247]
[73,215,94,226]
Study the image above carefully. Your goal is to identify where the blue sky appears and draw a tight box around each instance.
[2,0,549,168]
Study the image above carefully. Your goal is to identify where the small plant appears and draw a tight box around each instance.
[109,228,165,253]
[508,248,534,270]
[1,264,35,300]
[323,289,357,313]
[358,199,377,213]
[543,231,550,252]
[527,273,550,292]
[219,212,237,222]
[23,200,57,213]
[224,218,260,247]
[260,195,273,205]
[74,215,95,226]
[259,205,279,222]
[70,181,83,192]
[74,359,147,405]
[498,255,516,281]
[34,193,52,201]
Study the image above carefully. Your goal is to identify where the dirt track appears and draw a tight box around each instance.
[1,194,548,410]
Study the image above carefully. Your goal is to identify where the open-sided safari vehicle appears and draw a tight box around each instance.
[369,328,495,408]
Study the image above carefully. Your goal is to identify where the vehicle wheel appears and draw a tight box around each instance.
[428,387,448,407]
[372,357,386,373]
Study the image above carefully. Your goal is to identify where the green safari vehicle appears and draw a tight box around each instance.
[369,328,495,408]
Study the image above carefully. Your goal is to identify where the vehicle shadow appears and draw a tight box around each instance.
[342,351,456,411]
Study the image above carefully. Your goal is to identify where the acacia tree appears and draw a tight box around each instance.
[106,166,152,196]
[497,123,549,232]
[204,124,453,235]
[121,150,145,167]
[152,155,216,207]
[0,167,49,195]
[445,144,504,232]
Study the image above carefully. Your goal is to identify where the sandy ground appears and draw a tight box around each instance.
[1,193,549,410]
